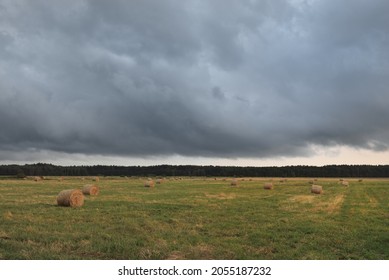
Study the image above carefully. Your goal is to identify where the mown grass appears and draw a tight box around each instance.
[0,177,388,259]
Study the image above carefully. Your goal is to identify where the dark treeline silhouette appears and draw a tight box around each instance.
[1,163,389,178]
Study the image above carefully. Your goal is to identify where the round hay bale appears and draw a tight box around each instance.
[342,181,349,187]
[144,180,155,188]
[264,182,273,190]
[57,189,84,207]
[82,184,99,195]
[311,185,323,194]
[93,176,100,182]
[156,179,163,184]
[231,179,238,186]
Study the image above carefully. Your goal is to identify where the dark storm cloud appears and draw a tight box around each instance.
[1,0,389,161]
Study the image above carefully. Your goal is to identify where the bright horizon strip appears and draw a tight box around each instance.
[1,145,389,167]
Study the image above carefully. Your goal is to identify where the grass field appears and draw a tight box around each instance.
[0,176,388,260]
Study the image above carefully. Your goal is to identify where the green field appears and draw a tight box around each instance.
[0,176,388,260]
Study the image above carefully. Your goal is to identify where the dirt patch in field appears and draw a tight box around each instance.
[204,193,236,200]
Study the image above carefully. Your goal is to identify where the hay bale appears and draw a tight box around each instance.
[144,180,155,188]
[82,184,99,195]
[311,185,323,194]
[231,179,238,186]
[264,182,273,190]
[358,179,363,182]
[93,176,100,182]
[342,181,349,187]
[34,176,41,182]
[156,179,163,184]
[57,189,84,207]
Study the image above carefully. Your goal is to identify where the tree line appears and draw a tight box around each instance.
[1,163,389,178]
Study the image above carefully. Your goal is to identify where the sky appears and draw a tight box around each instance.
[1,0,389,167]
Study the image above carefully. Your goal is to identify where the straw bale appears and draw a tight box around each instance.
[82,184,99,195]
[231,179,238,186]
[311,185,323,194]
[264,182,273,190]
[57,189,84,207]
[144,180,155,188]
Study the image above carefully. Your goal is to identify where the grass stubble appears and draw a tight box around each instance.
[0,177,388,260]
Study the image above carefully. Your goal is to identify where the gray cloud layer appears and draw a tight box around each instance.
[1,0,389,161]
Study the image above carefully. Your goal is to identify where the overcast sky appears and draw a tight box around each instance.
[1,0,389,166]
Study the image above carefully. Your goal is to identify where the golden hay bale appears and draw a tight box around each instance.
[156,179,163,184]
[264,182,273,190]
[342,181,349,187]
[311,185,323,194]
[57,189,84,207]
[144,180,155,188]
[231,179,238,186]
[82,184,99,195]
[34,176,41,182]
[93,176,100,182]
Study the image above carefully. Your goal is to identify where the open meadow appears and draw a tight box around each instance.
[0,176,388,260]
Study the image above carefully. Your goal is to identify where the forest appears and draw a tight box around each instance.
[1,163,389,178]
